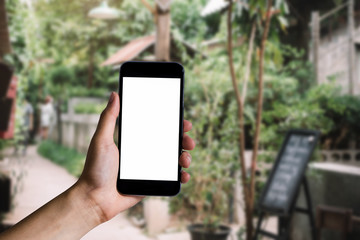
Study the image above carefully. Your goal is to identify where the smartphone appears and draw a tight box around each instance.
[117,61,184,196]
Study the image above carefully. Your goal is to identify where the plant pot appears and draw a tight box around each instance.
[187,224,231,240]
[143,198,170,236]
[0,175,11,213]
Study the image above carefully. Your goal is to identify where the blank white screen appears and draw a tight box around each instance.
[120,77,181,181]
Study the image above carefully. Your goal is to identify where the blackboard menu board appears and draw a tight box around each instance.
[259,129,319,215]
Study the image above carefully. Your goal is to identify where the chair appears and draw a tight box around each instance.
[316,205,353,240]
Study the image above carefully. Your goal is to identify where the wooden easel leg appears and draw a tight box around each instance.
[278,216,283,238]
[278,216,290,240]
[303,177,316,240]
[253,212,264,240]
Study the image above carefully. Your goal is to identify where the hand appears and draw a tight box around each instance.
[75,92,195,223]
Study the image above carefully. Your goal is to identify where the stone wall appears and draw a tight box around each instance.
[50,97,105,153]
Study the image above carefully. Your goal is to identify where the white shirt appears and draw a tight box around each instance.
[40,102,54,127]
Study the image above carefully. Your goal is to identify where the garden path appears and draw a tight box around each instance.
[1,145,246,240]
[2,145,152,240]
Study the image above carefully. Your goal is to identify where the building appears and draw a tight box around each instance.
[310,0,360,95]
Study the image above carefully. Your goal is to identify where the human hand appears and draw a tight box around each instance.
[75,92,195,223]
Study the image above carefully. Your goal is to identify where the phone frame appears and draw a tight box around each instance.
[117,61,184,196]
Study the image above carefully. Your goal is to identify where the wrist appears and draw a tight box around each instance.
[68,182,107,228]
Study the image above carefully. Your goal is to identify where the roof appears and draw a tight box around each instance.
[101,35,155,66]
[201,0,249,17]
[101,34,206,67]
[201,0,229,17]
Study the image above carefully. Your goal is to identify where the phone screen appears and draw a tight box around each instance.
[119,77,181,181]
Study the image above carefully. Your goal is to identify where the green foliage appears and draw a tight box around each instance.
[312,89,360,149]
[6,0,358,229]
[170,52,238,226]
[171,0,208,43]
[280,45,315,92]
[326,95,360,131]
[261,75,360,150]
[74,102,106,114]
[5,0,153,104]
[68,87,108,98]
[243,46,338,150]
[37,140,86,177]
[48,66,76,86]
[0,140,9,157]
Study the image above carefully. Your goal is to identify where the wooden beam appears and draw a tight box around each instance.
[0,0,12,57]
[155,3,171,61]
[348,0,355,95]
[311,11,320,84]
[319,2,348,22]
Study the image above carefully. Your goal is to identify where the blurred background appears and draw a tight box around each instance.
[0,0,360,239]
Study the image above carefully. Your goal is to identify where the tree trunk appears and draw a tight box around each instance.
[227,1,273,239]
[155,4,170,61]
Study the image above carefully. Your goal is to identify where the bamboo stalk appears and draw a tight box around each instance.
[249,0,273,208]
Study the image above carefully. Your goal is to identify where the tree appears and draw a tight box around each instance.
[34,0,154,88]
[226,0,287,239]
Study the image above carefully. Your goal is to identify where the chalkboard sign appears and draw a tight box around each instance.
[259,129,320,215]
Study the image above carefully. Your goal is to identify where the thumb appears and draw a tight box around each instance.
[93,92,119,145]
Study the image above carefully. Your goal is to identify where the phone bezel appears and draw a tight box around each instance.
[117,61,184,196]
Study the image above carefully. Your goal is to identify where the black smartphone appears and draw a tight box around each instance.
[117,61,184,196]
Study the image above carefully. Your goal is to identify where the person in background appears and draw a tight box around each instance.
[39,95,54,140]
[14,96,33,156]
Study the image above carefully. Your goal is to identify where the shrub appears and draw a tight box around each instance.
[69,86,108,98]
[48,66,75,86]
[74,102,106,114]
[37,140,85,177]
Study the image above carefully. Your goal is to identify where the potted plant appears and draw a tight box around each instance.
[0,140,11,215]
[0,171,11,213]
[0,169,12,233]
[0,139,26,232]
[170,57,239,240]
[172,145,234,240]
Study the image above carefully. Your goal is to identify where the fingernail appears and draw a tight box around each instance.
[108,92,116,106]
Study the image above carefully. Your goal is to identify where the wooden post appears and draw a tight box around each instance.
[311,12,320,84]
[0,0,12,58]
[348,0,355,95]
[155,0,171,61]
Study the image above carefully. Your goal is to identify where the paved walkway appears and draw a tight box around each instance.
[2,145,152,240]
[1,145,265,240]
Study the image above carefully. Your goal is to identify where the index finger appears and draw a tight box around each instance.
[183,120,192,132]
